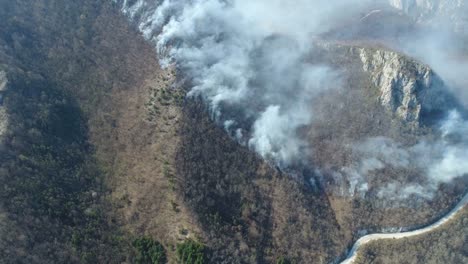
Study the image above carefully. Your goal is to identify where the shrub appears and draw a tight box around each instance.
[276,256,291,264]
[133,237,167,264]
[176,239,205,264]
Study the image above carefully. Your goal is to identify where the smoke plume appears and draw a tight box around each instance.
[119,0,468,200]
[131,0,369,166]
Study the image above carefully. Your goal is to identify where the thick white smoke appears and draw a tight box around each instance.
[128,0,370,166]
[372,0,468,198]
[119,0,468,200]
[383,0,468,106]
[349,110,468,198]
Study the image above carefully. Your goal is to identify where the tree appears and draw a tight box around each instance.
[176,239,205,264]
[133,237,167,264]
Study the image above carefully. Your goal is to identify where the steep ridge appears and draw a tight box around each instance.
[175,99,355,263]
[116,1,467,263]
[312,42,456,126]
[0,0,466,263]
[0,1,131,262]
[0,70,8,140]
[0,1,348,263]
[0,1,196,262]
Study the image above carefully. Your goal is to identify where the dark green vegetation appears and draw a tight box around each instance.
[133,237,167,264]
[356,208,468,264]
[275,256,292,264]
[0,69,123,263]
[176,239,206,264]
[0,1,129,262]
[0,0,159,263]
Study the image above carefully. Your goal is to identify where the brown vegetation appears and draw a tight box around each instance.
[0,1,465,263]
[356,208,468,264]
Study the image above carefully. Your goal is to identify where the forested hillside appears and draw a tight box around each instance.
[0,1,152,262]
[0,1,466,264]
[0,1,350,262]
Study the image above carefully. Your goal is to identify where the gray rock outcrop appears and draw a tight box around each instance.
[0,70,8,140]
[357,47,450,125]
[314,42,453,126]
[0,71,7,92]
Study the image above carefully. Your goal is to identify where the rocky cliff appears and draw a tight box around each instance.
[0,70,8,140]
[314,42,453,127]
[358,46,450,125]
[117,0,455,131]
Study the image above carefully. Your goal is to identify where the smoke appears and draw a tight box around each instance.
[119,0,468,200]
[350,110,468,199]
[326,0,468,199]
[385,0,468,106]
[387,0,468,34]
[127,0,372,166]
[373,0,468,198]
[426,110,468,183]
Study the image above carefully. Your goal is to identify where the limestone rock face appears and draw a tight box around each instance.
[0,70,8,140]
[357,47,449,125]
[315,42,452,126]
[0,71,7,92]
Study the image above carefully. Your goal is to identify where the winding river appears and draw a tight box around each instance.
[340,193,468,264]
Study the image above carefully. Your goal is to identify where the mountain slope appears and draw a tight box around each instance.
[0,1,173,262]
[0,1,466,263]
